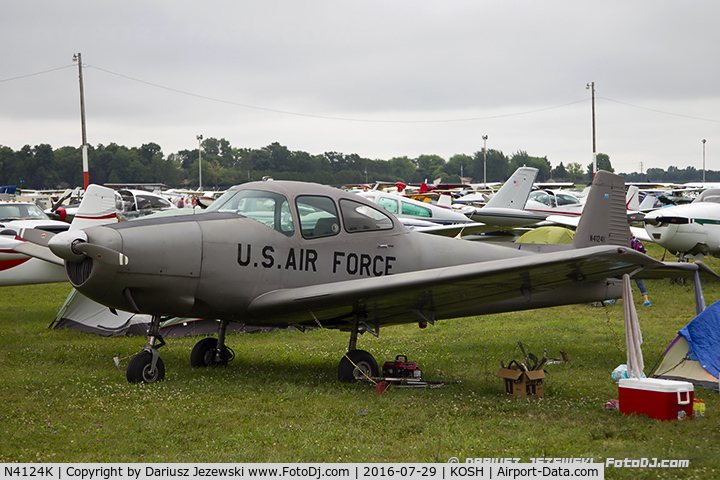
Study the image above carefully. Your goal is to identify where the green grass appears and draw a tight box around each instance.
[1,245,720,479]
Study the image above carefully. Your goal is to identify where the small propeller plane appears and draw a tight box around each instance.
[642,188,720,259]
[20,171,716,383]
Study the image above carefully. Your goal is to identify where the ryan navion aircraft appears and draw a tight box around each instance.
[21,171,716,383]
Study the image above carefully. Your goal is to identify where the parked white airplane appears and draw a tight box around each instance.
[524,188,585,218]
[642,188,720,259]
[0,185,117,286]
[356,190,473,228]
[360,167,549,237]
[461,166,541,228]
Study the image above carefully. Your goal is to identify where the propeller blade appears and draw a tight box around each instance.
[17,228,55,247]
[11,242,64,266]
[74,243,129,266]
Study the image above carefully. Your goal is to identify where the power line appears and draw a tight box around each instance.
[0,64,75,83]
[87,64,588,124]
[599,96,720,124]
[7,63,720,126]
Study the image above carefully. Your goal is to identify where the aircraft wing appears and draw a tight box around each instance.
[412,222,509,237]
[247,245,699,329]
[545,214,580,228]
[634,260,718,280]
[630,226,652,243]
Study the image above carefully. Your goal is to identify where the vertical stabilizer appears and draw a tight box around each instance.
[626,185,640,211]
[573,171,629,248]
[69,185,118,231]
[484,166,538,209]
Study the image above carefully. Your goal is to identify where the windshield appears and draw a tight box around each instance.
[0,203,50,221]
[207,189,294,236]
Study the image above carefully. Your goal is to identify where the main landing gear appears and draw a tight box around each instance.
[337,313,379,382]
[126,313,376,384]
[126,316,235,383]
[190,320,235,368]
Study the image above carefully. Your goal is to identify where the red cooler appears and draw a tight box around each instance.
[618,378,694,421]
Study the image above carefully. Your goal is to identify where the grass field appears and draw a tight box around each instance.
[1,245,719,478]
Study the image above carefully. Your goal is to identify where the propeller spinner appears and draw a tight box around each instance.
[46,230,129,266]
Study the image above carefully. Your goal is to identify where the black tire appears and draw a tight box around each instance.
[338,349,378,382]
[190,337,219,367]
[190,337,232,368]
[126,351,165,383]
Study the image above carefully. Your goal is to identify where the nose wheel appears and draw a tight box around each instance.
[127,350,165,383]
[126,314,167,383]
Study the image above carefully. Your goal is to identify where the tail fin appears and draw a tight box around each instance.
[638,193,657,211]
[626,185,640,211]
[69,185,118,231]
[573,171,629,248]
[484,166,538,209]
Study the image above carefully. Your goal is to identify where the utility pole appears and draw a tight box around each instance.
[74,53,89,189]
[703,139,707,183]
[482,135,488,186]
[586,82,596,176]
[197,135,203,191]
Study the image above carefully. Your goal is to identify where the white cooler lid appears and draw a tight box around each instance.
[619,377,694,392]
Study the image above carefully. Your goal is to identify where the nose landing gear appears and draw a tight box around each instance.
[126,315,166,383]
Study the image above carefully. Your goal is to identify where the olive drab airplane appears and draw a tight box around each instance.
[20,172,716,384]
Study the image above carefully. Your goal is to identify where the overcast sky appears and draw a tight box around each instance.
[2,0,720,175]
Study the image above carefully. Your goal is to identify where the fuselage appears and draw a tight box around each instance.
[67,181,536,321]
[644,202,720,256]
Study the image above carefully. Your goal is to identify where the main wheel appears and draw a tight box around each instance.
[338,349,378,382]
[126,351,165,383]
[190,337,233,368]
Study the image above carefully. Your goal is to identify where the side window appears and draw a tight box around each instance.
[149,195,173,209]
[531,192,551,206]
[377,196,399,214]
[207,189,294,236]
[400,201,432,218]
[556,194,579,206]
[136,195,154,210]
[340,199,394,233]
[296,195,339,239]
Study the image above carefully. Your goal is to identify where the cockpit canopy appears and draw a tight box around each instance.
[206,186,394,238]
[0,202,50,222]
[694,188,720,204]
[528,190,581,207]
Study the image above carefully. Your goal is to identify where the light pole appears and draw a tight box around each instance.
[586,82,596,176]
[197,135,203,191]
[703,139,707,183]
[482,135,488,186]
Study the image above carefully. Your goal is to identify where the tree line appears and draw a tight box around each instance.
[0,139,716,190]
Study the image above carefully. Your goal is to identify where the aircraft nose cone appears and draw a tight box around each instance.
[48,230,88,262]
